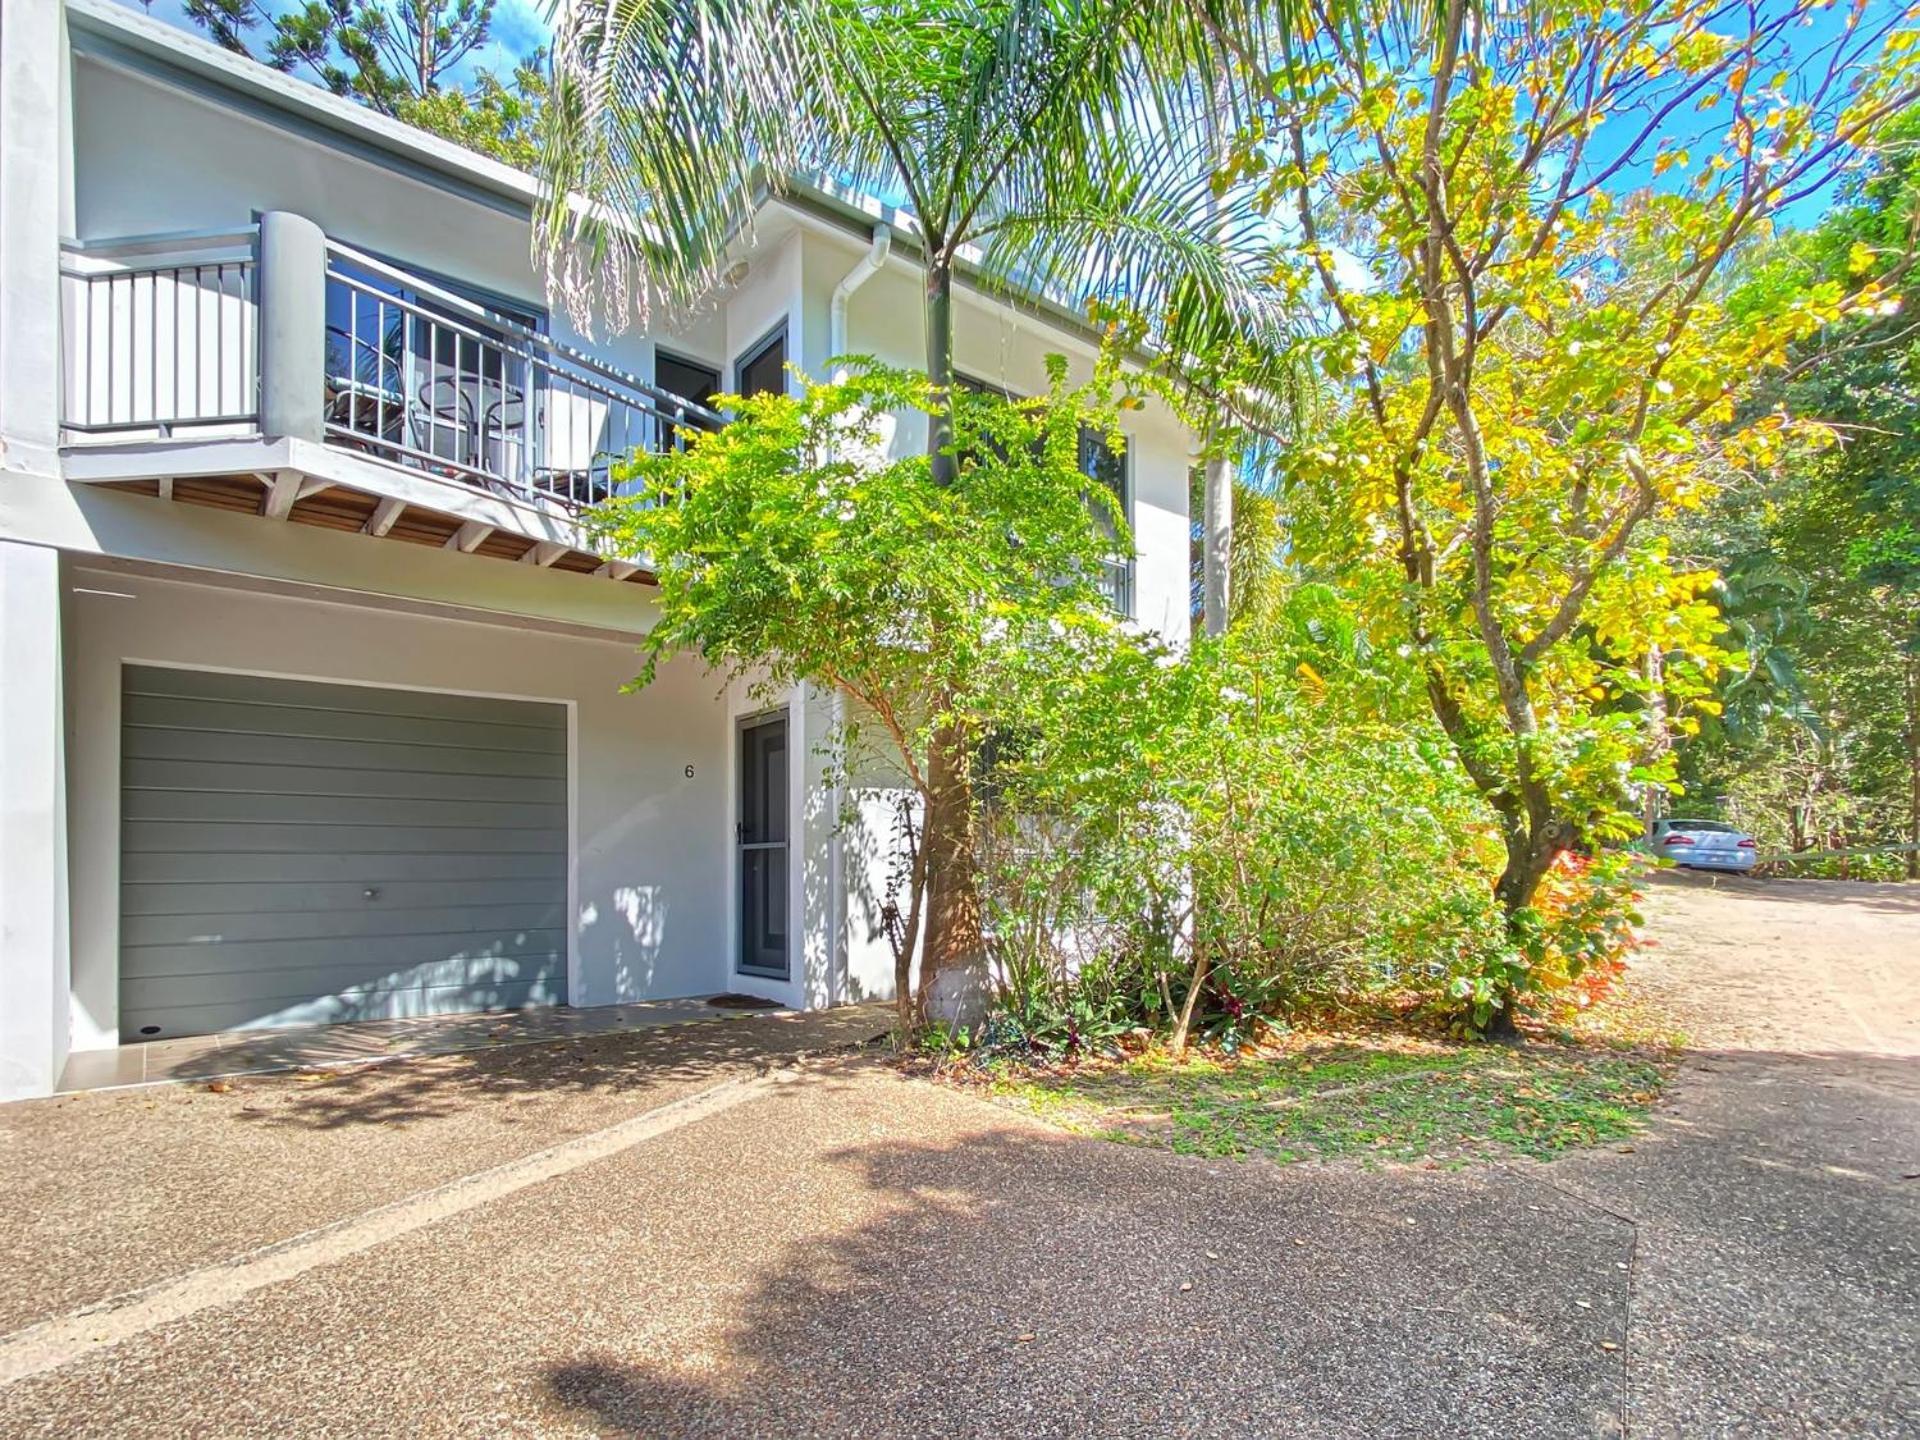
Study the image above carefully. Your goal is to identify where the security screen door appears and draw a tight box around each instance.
[737,712,789,978]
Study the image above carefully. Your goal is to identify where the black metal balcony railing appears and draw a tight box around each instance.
[321,241,721,510]
[59,224,724,516]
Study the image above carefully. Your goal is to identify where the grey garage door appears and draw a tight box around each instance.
[119,665,568,1040]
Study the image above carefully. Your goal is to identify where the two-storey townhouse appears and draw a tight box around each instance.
[0,0,1196,1101]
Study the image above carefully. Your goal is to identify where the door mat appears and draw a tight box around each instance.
[707,993,784,1010]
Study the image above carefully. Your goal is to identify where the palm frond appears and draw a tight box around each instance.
[535,0,853,331]
[535,0,1315,435]
[972,69,1303,439]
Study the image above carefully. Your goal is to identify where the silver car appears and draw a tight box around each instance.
[1651,818,1759,872]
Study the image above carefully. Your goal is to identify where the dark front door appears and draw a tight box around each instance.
[738,713,789,978]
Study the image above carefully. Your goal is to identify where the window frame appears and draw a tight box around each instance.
[1079,423,1135,620]
[956,373,1136,619]
[655,347,722,403]
[654,348,724,451]
[732,321,790,400]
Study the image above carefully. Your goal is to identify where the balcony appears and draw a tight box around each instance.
[58,213,721,573]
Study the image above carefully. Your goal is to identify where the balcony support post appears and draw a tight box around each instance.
[257,211,327,444]
[0,539,70,1100]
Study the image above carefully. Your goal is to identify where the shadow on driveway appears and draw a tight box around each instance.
[222,1002,890,1132]
[517,1076,1640,1439]
[0,1004,889,1337]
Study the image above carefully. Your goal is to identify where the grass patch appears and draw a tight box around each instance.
[984,1036,1671,1168]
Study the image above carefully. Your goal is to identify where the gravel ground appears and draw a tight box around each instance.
[1553,872,1920,1437]
[0,877,1913,1437]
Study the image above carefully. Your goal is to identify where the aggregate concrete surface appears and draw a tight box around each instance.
[0,878,1912,1437]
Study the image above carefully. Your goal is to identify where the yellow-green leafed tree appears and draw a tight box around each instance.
[1216,0,1918,1029]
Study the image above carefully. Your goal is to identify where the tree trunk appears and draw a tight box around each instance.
[1169,945,1210,1055]
[891,799,929,1040]
[1643,641,1668,840]
[1484,821,1568,1038]
[1906,654,1919,882]
[925,257,957,490]
[917,717,986,1026]
[1495,829,1563,918]
[1199,78,1233,640]
[904,253,986,1031]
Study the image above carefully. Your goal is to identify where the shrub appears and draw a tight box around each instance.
[974,604,1522,1050]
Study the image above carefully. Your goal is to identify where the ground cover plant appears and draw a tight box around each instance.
[982,1028,1674,1168]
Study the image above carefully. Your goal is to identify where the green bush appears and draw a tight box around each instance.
[975,599,1517,1051]
[1761,850,1911,882]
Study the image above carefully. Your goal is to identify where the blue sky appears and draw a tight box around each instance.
[118,0,1895,234]
[125,0,552,84]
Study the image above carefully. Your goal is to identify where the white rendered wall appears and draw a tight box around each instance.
[1,0,70,481]
[66,52,729,386]
[794,225,1199,1003]
[796,225,1194,646]
[723,228,804,391]
[62,562,735,1053]
[0,540,71,1100]
[5,479,670,639]
[37,30,1202,1026]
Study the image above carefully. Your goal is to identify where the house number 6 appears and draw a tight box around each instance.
[685,765,695,778]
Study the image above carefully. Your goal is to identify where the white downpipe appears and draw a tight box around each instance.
[829,224,892,382]
[824,224,891,1006]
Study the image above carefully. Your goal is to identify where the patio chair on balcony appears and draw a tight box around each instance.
[323,324,406,453]
[413,372,481,477]
[533,386,615,509]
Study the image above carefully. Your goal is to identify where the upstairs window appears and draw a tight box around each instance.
[324,252,544,390]
[1080,426,1133,618]
[655,349,721,451]
[735,325,788,400]
[956,374,1134,617]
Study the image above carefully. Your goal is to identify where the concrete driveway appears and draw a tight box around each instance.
[1,879,1915,1438]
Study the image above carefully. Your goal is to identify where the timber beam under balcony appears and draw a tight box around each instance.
[61,435,652,582]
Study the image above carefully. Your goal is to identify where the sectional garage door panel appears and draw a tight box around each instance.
[119,666,569,1041]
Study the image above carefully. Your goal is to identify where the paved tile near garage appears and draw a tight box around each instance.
[55,996,784,1093]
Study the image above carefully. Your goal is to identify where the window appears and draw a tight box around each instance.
[956,376,1135,617]
[734,324,788,400]
[1080,426,1133,617]
[324,253,543,387]
[953,372,1017,467]
[657,351,720,407]
[655,349,721,450]
[322,252,546,476]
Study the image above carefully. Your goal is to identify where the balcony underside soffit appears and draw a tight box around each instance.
[83,469,648,582]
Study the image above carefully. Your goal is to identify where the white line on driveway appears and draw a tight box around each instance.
[0,1070,787,1388]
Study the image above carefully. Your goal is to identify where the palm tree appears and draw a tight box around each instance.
[533,0,1288,1017]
